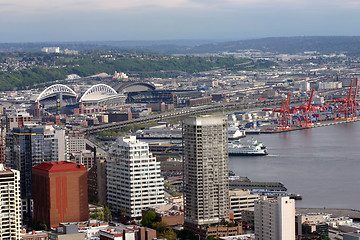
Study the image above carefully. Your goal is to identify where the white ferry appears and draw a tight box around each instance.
[228,139,268,156]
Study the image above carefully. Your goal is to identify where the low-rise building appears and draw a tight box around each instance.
[21,230,48,240]
[48,224,85,240]
[229,190,259,222]
[99,225,156,240]
[142,204,184,226]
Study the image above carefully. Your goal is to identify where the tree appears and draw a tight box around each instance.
[152,222,176,240]
[90,209,104,221]
[31,220,47,231]
[104,205,111,222]
[141,210,156,227]
[159,228,177,240]
[177,230,197,240]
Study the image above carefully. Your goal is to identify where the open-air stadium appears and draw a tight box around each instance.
[35,82,155,114]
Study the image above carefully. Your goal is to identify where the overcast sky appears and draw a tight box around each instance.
[1,0,360,43]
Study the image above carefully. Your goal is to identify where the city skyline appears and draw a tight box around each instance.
[1,0,360,43]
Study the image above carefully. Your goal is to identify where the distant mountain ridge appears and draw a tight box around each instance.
[1,36,360,55]
[181,36,360,55]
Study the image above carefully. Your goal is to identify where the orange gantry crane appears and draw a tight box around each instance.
[327,78,359,121]
[291,89,315,128]
[273,92,292,130]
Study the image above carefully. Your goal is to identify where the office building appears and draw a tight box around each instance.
[65,132,86,160]
[5,125,65,220]
[254,196,295,240]
[183,115,229,228]
[5,113,34,131]
[0,164,22,239]
[32,161,89,228]
[107,136,164,220]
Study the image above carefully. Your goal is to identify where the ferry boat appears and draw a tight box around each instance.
[228,139,268,156]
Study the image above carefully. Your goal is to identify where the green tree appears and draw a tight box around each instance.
[152,222,176,240]
[31,220,48,231]
[104,205,111,222]
[90,209,104,221]
[177,230,197,240]
[141,210,156,227]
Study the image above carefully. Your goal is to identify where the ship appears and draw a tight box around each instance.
[228,138,268,156]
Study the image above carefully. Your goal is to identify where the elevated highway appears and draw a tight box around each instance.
[80,97,308,134]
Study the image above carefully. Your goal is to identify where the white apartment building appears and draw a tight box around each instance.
[107,136,164,219]
[254,196,295,240]
[0,164,21,239]
[229,190,259,222]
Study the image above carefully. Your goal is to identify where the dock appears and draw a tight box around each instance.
[260,118,360,134]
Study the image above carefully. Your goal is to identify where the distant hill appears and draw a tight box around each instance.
[180,36,360,55]
[0,40,221,53]
[1,36,360,55]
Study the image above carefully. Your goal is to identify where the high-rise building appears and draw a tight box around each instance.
[0,164,22,239]
[32,161,89,228]
[107,136,164,220]
[65,132,86,161]
[254,196,295,240]
[5,125,66,221]
[183,115,229,228]
[88,156,107,205]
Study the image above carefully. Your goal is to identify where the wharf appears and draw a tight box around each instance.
[296,208,360,221]
[260,118,360,134]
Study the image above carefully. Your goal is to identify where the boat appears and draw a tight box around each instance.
[228,138,268,156]
[228,125,246,139]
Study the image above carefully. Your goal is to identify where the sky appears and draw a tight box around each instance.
[0,0,360,43]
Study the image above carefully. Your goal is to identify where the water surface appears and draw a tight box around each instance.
[229,122,360,209]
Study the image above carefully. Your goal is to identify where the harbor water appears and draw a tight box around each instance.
[229,121,360,210]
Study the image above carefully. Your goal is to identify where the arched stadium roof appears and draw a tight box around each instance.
[115,82,155,93]
[36,84,77,102]
[80,84,118,102]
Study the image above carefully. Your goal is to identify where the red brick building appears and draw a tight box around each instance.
[32,161,89,228]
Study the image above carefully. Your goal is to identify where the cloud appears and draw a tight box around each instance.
[2,0,360,15]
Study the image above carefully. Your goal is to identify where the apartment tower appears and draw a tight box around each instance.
[0,164,21,239]
[254,196,295,240]
[183,115,229,229]
[107,136,164,220]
